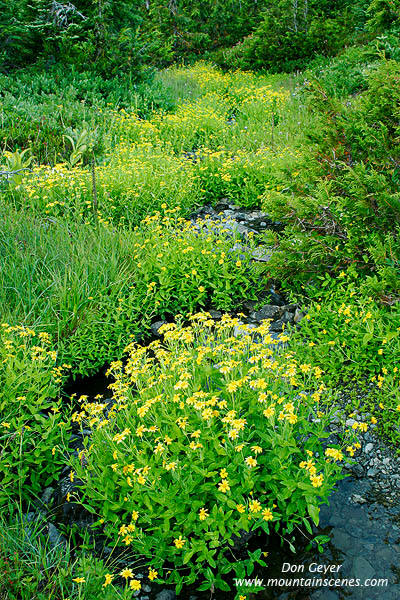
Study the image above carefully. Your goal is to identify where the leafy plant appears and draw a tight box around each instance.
[0,324,70,507]
[0,148,34,187]
[72,315,353,593]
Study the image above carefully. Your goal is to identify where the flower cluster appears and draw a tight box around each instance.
[73,314,350,591]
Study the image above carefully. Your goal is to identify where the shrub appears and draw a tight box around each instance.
[305,46,379,97]
[264,58,400,293]
[72,315,352,593]
[0,324,69,507]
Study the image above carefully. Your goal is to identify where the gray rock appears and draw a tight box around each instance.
[233,323,257,337]
[365,443,374,454]
[293,307,305,323]
[142,584,151,592]
[47,523,67,549]
[251,246,273,262]
[331,528,356,552]
[250,304,282,322]
[311,590,339,600]
[352,494,367,504]
[155,591,176,600]
[151,321,167,337]
[208,310,222,320]
[352,556,375,580]
[41,487,54,505]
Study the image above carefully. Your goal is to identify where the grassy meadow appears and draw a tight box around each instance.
[1,51,400,599]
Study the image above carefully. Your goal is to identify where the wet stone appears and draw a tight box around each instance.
[311,590,339,600]
[352,556,375,580]
[150,320,167,337]
[155,591,176,600]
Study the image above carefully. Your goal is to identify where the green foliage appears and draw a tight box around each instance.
[286,271,400,446]
[0,204,267,375]
[265,58,400,295]
[72,316,350,592]
[1,0,388,76]
[367,0,400,32]
[0,325,69,507]
[0,67,175,164]
[0,148,34,188]
[221,0,371,73]
[305,45,379,97]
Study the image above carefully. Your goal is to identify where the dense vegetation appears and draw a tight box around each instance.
[0,1,400,599]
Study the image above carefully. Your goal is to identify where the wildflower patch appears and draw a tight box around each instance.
[72,314,354,593]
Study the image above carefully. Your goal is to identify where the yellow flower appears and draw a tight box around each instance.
[1,422,10,429]
[325,447,343,461]
[236,504,245,513]
[310,474,324,488]
[174,535,186,549]
[120,568,133,579]
[199,508,209,521]
[249,499,261,513]
[148,568,158,581]
[218,479,230,493]
[245,456,257,468]
[262,508,273,521]
[263,406,275,418]
[72,577,85,583]
[198,286,205,293]
[102,574,114,587]
[219,468,228,478]
[129,580,141,591]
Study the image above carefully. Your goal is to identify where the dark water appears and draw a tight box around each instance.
[255,476,400,600]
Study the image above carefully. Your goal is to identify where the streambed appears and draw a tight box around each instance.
[35,205,400,599]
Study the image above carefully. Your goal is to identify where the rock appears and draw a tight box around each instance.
[41,486,54,505]
[367,468,378,477]
[155,591,176,600]
[293,307,305,323]
[250,305,282,322]
[251,247,273,262]
[364,442,374,453]
[233,323,257,337]
[352,556,375,580]
[268,288,286,306]
[269,319,285,332]
[150,320,167,337]
[331,528,356,552]
[351,494,367,504]
[208,310,222,320]
[47,522,67,549]
[311,589,340,600]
